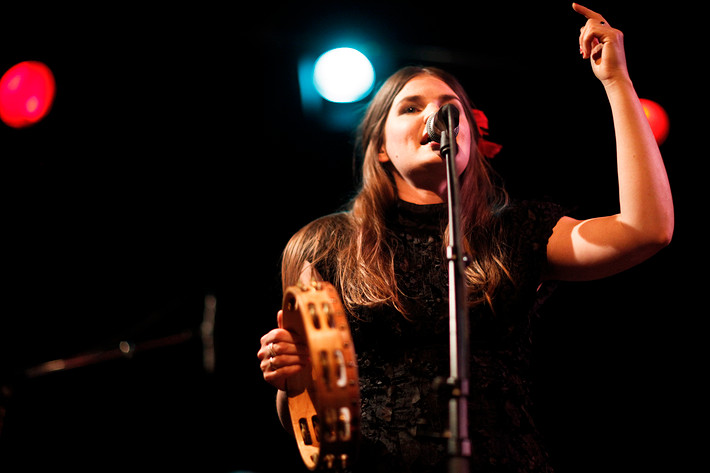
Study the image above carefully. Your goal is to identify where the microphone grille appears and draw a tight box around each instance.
[426,104,460,144]
[426,112,442,143]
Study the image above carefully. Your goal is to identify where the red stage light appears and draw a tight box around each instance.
[639,98,669,145]
[0,61,56,128]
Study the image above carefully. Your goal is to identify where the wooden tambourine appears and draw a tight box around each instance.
[282,281,361,471]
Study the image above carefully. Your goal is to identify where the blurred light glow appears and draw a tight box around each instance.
[313,47,375,103]
[639,98,670,145]
[0,61,56,128]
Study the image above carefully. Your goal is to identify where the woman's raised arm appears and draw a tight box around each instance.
[545,4,674,281]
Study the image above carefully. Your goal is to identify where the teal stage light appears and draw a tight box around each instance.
[312,47,375,103]
[298,44,385,131]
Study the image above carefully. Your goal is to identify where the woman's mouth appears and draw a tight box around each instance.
[421,133,440,151]
[421,133,439,147]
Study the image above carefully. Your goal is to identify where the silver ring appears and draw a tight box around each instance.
[269,357,276,371]
[268,342,277,357]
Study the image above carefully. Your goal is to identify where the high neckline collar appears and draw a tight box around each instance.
[391,199,448,231]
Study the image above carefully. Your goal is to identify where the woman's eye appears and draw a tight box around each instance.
[402,106,417,114]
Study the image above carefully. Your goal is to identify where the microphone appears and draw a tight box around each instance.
[425,103,460,144]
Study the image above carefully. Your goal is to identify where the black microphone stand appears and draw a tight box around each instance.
[439,107,471,473]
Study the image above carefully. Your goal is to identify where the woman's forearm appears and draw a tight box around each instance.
[604,77,674,245]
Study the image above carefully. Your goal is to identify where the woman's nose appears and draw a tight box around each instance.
[422,103,440,121]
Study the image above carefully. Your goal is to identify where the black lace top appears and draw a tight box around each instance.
[316,199,565,473]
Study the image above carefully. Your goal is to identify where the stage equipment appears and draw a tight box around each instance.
[312,48,375,103]
[0,61,55,128]
[639,98,670,145]
[21,294,217,379]
[298,44,380,131]
[428,103,471,473]
[281,280,360,471]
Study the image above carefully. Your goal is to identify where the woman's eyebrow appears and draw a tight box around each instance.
[395,94,460,106]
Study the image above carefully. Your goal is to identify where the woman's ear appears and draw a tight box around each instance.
[377,146,390,163]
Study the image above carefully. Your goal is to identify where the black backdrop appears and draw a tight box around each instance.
[0,2,699,472]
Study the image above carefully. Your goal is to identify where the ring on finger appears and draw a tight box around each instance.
[269,357,276,371]
[268,342,277,358]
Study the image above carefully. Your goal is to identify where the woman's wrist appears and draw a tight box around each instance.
[601,73,634,94]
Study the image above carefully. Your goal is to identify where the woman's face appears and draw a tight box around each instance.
[378,75,471,203]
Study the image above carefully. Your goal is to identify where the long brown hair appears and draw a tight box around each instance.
[282,66,510,314]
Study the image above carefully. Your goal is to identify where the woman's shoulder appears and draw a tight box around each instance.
[292,211,352,240]
[283,211,352,262]
[282,211,352,287]
[500,199,567,251]
[502,199,566,224]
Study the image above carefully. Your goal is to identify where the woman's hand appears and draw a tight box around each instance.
[573,3,630,86]
[257,310,310,391]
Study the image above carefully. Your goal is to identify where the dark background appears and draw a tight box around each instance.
[0,2,699,472]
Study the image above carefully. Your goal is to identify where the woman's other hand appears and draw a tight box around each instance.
[257,310,309,391]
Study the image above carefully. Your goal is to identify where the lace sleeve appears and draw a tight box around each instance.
[505,200,567,284]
